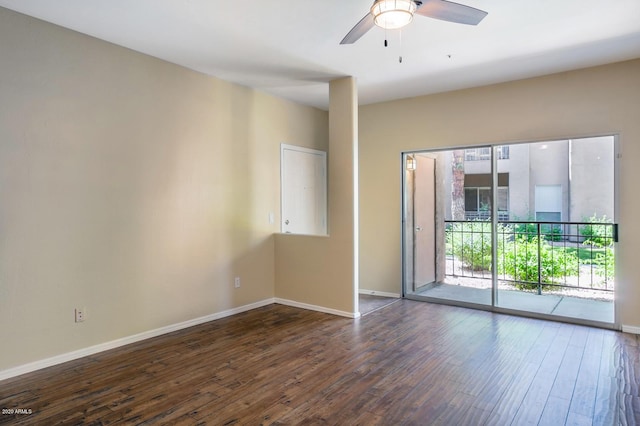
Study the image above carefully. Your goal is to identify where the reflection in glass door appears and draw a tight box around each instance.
[403,136,617,327]
[411,154,437,292]
[404,149,494,306]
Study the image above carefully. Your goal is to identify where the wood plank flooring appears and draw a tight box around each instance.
[0,300,638,425]
[358,294,399,316]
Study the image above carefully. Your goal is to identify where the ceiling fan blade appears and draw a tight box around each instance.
[416,0,488,25]
[340,13,375,44]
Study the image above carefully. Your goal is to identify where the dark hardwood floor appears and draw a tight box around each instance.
[358,294,399,316]
[1,300,638,425]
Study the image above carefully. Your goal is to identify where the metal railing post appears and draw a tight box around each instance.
[537,222,542,295]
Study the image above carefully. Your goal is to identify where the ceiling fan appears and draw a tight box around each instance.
[340,0,488,44]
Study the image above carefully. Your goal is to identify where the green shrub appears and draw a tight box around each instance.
[498,237,579,290]
[512,219,563,242]
[512,221,537,242]
[446,221,511,272]
[446,221,493,271]
[581,214,614,247]
[579,215,615,281]
[592,247,615,279]
[541,226,563,242]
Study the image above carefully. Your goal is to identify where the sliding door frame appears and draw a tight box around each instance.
[402,135,620,331]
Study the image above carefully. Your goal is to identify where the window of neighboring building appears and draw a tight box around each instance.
[464,146,510,161]
[464,187,509,220]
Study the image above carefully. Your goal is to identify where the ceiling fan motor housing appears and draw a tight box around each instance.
[371,0,417,30]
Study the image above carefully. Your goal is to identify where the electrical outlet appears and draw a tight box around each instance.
[75,308,86,323]
[234,277,241,288]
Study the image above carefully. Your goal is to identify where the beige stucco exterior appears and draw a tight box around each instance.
[437,137,614,222]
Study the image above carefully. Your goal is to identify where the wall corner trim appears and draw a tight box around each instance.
[0,298,276,382]
[621,325,640,335]
[274,298,360,319]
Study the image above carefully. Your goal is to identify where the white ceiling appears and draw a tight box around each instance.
[1,0,640,110]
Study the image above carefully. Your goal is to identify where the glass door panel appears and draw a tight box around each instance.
[404,149,493,306]
[495,138,616,324]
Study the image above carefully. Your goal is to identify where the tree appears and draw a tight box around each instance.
[451,150,465,220]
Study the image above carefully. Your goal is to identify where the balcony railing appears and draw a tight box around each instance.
[445,220,617,294]
[465,211,509,221]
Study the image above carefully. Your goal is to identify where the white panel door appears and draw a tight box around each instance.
[281,144,327,235]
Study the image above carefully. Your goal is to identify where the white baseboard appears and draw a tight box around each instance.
[621,324,640,335]
[274,298,360,319]
[0,297,362,381]
[359,289,401,298]
[0,298,276,382]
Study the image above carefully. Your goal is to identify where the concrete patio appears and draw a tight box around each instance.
[416,283,614,324]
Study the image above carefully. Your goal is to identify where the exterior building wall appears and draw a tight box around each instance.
[442,150,453,220]
[459,144,531,220]
[463,157,491,175]
[504,144,530,219]
[439,137,613,222]
[569,137,615,221]
[528,140,570,221]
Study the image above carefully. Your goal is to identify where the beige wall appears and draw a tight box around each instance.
[2,4,638,376]
[359,59,640,328]
[0,7,327,371]
[274,77,359,315]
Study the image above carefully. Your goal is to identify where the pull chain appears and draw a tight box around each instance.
[399,30,403,63]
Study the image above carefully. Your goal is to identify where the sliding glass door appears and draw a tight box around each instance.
[403,136,617,327]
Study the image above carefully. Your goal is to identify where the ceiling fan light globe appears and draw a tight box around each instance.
[371,0,416,30]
